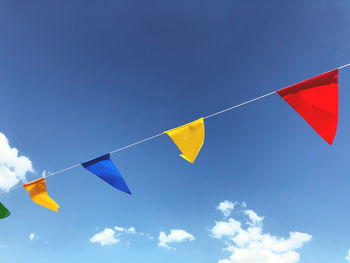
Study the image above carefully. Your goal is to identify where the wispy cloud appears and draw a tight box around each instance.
[114,226,136,234]
[211,201,312,263]
[244,209,264,226]
[346,250,350,261]
[90,228,119,246]
[29,233,39,242]
[158,229,195,250]
[147,233,154,240]
[0,132,34,191]
[90,226,141,247]
[217,200,237,217]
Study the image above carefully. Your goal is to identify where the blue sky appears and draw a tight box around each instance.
[0,0,350,262]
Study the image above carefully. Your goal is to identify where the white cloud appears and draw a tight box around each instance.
[346,250,350,261]
[114,226,124,232]
[244,210,264,226]
[210,201,312,263]
[158,229,195,250]
[146,233,154,240]
[241,202,247,208]
[217,200,237,217]
[127,227,136,234]
[29,233,39,241]
[90,226,139,247]
[90,228,119,246]
[211,218,242,239]
[114,226,136,234]
[0,133,34,191]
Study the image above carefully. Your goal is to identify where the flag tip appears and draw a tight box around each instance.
[123,189,132,195]
[179,154,194,163]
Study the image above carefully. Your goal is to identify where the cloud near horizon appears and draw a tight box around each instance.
[158,229,195,250]
[90,226,147,246]
[211,201,312,263]
[90,228,119,246]
[29,233,39,242]
[114,226,137,234]
[346,250,350,261]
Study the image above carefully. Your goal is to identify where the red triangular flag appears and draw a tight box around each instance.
[277,69,338,145]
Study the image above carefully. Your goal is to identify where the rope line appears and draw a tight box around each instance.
[338,63,350,70]
[203,91,277,119]
[1,63,350,194]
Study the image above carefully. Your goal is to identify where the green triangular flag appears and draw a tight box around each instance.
[0,202,10,219]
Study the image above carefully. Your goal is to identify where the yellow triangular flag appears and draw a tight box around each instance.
[23,178,60,212]
[164,118,205,163]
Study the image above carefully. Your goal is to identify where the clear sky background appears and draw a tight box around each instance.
[0,1,350,262]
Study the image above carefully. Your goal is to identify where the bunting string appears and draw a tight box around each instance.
[338,63,350,70]
[1,63,350,195]
[203,91,277,119]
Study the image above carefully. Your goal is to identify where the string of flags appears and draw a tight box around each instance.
[0,64,348,218]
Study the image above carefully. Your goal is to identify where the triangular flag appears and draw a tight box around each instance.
[82,154,132,195]
[0,202,10,219]
[277,69,338,145]
[23,178,60,212]
[163,118,205,163]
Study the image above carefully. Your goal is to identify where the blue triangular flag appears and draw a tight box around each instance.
[82,154,132,195]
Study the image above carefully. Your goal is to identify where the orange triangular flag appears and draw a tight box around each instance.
[23,178,60,212]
